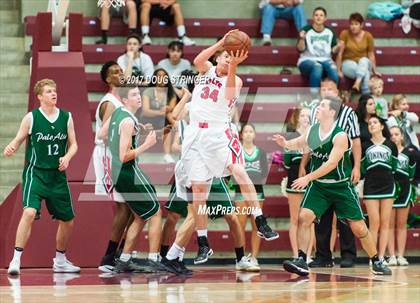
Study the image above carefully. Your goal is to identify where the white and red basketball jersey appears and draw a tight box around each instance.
[95,92,123,145]
[190,66,238,124]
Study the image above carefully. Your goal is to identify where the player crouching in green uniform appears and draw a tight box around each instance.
[99,86,164,273]
[5,79,79,275]
[274,97,392,276]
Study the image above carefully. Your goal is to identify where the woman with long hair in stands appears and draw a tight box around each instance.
[141,68,177,163]
[386,126,417,266]
[356,94,376,144]
[283,106,314,262]
[362,115,396,264]
[234,123,268,271]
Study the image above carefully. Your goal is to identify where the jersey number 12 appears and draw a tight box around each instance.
[47,144,59,156]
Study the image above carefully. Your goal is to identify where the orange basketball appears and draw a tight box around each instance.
[223,30,251,54]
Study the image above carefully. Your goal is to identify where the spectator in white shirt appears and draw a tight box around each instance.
[117,34,154,85]
[157,41,192,88]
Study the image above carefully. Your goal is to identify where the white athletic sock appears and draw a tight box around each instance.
[120,253,131,262]
[166,243,182,261]
[178,247,186,261]
[263,34,271,40]
[55,251,66,264]
[148,252,159,262]
[252,207,263,218]
[177,25,186,37]
[141,25,150,35]
[12,249,23,262]
[197,229,207,237]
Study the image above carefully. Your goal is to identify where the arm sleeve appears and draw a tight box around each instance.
[367,32,374,53]
[405,112,419,123]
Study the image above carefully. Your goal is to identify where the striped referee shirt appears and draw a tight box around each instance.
[309,99,360,139]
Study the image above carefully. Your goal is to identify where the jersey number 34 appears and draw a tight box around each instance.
[200,87,219,103]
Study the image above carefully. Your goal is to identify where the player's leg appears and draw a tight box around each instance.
[364,199,380,246]
[283,182,331,276]
[287,193,302,258]
[247,201,264,271]
[114,212,147,272]
[8,165,44,275]
[224,213,257,271]
[140,1,152,44]
[378,198,394,259]
[125,0,137,34]
[53,219,80,273]
[99,202,131,272]
[192,181,212,264]
[396,206,411,265]
[162,204,195,274]
[8,208,37,275]
[44,173,80,273]
[161,182,187,257]
[386,209,397,265]
[96,6,111,44]
[336,182,391,275]
[161,211,181,256]
[282,208,316,276]
[144,209,165,270]
[229,164,278,240]
[349,220,391,275]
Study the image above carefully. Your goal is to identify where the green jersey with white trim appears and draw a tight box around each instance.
[307,123,352,181]
[25,108,70,169]
[108,107,140,171]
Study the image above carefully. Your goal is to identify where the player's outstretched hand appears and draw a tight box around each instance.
[292,175,309,190]
[229,49,248,66]
[4,143,16,157]
[272,134,287,147]
[58,156,70,171]
[144,130,157,148]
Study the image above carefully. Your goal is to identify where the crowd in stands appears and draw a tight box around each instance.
[95,0,419,267]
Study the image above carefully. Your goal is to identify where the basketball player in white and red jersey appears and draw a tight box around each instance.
[161,31,279,271]
[94,61,132,272]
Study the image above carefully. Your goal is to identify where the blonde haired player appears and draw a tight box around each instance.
[5,79,79,275]
[165,30,278,269]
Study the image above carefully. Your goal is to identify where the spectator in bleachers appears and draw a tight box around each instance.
[141,68,177,163]
[356,94,376,144]
[140,0,195,46]
[386,125,416,266]
[117,34,154,84]
[387,94,420,150]
[283,106,314,263]
[369,76,388,120]
[259,0,308,46]
[336,13,381,94]
[157,41,192,88]
[297,7,343,96]
[96,0,138,44]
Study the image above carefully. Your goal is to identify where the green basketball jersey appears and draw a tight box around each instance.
[108,107,140,171]
[307,123,352,181]
[26,108,70,169]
